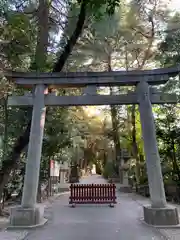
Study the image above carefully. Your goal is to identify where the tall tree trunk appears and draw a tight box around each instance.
[32,0,49,71]
[2,97,8,163]
[124,45,140,188]
[110,102,121,163]
[107,55,121,170]
[131,105,140,188]
[128,16,155,188]
[170,136,180,201]
[170,131,180,186]
[37,181,42,203]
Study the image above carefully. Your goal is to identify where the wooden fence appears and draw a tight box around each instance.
[69,183,116,207]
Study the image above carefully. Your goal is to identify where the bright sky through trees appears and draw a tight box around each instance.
[170,0,180,11]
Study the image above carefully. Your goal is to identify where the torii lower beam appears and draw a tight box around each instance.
[7,92,178,106]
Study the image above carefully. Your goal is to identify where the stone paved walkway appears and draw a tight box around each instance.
[23,175,167,240]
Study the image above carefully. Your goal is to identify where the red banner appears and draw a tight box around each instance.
[50,160,54,169]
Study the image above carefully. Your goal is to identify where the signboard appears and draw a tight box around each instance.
[50,160,60,177]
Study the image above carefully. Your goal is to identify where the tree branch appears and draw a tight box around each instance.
[53,1,87,72]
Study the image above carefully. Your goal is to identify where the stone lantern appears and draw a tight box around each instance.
[119,149,131,192]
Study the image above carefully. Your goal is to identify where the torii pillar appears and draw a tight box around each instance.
[9,84,47,228]
[137,81,179,226]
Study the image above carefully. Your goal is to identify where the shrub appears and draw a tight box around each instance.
[102,162,116,179]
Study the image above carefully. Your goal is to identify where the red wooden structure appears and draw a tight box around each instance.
[69,183,117,207]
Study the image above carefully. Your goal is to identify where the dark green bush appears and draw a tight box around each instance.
[102,162,116,179]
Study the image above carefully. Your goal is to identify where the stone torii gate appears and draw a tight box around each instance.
[5,66,180,227]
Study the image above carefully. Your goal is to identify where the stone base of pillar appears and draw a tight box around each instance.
[8,205,47,229]
[143,205,179,226]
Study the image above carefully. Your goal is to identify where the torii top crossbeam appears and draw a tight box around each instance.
[5,65,180,87]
